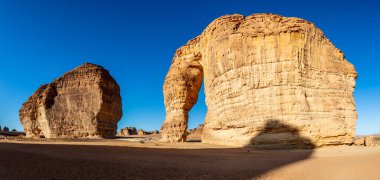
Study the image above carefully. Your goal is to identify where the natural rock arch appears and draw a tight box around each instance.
[160,14,357,147]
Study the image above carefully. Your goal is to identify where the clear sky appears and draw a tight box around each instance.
[0,0,379,135]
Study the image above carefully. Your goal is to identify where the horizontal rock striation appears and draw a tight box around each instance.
[161,13,357,148]
[19,63,122,138]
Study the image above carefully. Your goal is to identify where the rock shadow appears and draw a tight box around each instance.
[0,134,315,179]
[248,120,316,149]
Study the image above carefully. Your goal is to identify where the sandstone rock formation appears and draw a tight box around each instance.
[137,129,144,136]
[2,126,9,132]
[364,136,375,147]
[145,130,159,135]
[19,63,122,138]
[161,14,357,148]
[354,137,365,146]
[354,136,379,146]
[118,127,138,136]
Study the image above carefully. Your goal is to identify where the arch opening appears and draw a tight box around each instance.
[187,82,206,142]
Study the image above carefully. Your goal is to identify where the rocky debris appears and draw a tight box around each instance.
[118,127,138,136]
[161,13,357,148]
[137,129,144,136]
[19,63,123,139]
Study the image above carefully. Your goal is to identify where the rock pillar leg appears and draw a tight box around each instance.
[160,49,203,142]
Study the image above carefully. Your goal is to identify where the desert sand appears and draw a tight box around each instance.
[1,138,379,180]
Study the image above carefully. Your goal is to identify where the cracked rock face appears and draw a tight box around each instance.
[19,63,122,138]
[161,14,357,147]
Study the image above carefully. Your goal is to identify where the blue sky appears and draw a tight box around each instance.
[0,0,379,135]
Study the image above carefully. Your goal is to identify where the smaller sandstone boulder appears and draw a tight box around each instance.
[354,137,365,146]
[365,136,375,147]
[137,129,144,136]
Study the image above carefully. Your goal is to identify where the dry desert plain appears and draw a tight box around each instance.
[0,135,380,180]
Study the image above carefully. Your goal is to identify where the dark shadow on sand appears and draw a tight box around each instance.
[249,120,315,150]
[0,121,315,179]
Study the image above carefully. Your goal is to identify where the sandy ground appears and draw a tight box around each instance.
[0,139,379,180]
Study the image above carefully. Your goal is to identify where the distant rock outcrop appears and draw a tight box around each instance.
[161,13,357,148]
[19,63,122,138]
[118,127,159,136]
[145,130,159,135]
[188,124,203,135]
[137,129,144,136]
[2,126,9,132]
[118,127,138,136]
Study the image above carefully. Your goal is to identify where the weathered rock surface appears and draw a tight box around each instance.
[19,63,122,138]
[161,14,357,148]
[118,127,138,136]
